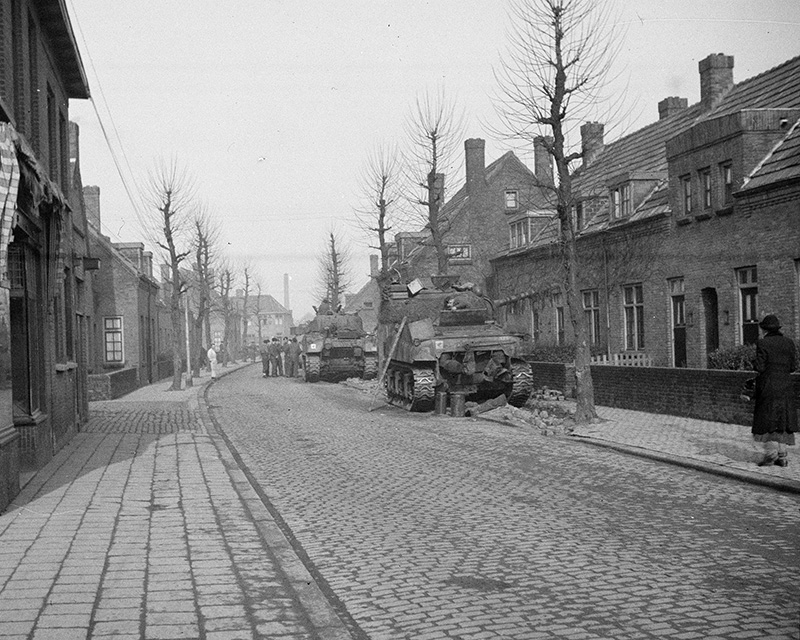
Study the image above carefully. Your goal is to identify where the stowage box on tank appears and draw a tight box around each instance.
[380,285,533,411]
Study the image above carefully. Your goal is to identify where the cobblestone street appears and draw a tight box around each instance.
[210,366,800,640]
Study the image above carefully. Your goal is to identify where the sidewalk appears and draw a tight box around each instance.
[569,403,800,494]
[0,361,351,640]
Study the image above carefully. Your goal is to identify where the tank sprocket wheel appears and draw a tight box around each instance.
[506,358,533,407]
[362,355,378,380]
[304,355,320,383]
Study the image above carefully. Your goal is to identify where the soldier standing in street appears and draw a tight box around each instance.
[260,340,270,378]
[752,314,798,467]
[269,338,283,377]
[289,337,302,377]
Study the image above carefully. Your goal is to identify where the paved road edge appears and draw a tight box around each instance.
[198,368,363,640]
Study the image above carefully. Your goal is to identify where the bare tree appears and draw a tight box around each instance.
[215,263,238,364]
[493,0,623,423]
[315,231,352,311]
[145,160,195,391]
[404,85,466,275]
[353,143,403,278]
[190,207,220,377]
[240,263,253,350]
[252,280,264,344]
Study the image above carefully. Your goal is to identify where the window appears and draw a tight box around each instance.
[582,290,601,347]
[669,278,687,368]
[505,190,518,210]
[620,184,632,217]
[720,161,733,203]
[446,244,472,264]
[623,284,645,350]
[554,293,565,346]
[700,167,712,209]
[47,85,57,179]
[737,266,758,345]
[680,175,692,215]
[610,188,620,219]
[509,219,529,249]
[104,317,123,362]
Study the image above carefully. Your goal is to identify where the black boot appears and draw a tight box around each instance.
[758,452,779,466]
[775,453,788,467]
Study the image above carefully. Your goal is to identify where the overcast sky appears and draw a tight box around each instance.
[66,0,800,319]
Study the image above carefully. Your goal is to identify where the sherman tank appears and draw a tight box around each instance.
[301,311,378,382]
[381,284,533,411]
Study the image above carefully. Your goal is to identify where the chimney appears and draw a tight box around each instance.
[699,53,734,111]
[283,273,290,310]
[370,254,379,277]
[580,122,604,167]
[658,96,688,120]
[84,185,101,230]
[533,136,554,186]
[464,138,486,196]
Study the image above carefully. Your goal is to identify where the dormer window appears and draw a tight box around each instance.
[609,183,631,219]
[505,190,519,211]
[509,218,530,249]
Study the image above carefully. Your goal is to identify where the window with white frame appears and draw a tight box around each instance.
[680,175,692,215]
[505,190,518,210]
[446,244,472,263]
[509,219,529,249]
[582,289,601,346]
[104,317,123,362]
[720,161,733,203]
[700,167,712,209]
[736,266,758,345]
[623,284,645,350]
[554,293,565,346]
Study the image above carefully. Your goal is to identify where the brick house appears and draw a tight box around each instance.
[0,0,90,509]
[491,53,800,369]
[83,186,166,396]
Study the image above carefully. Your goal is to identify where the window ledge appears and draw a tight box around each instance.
[55,362,78,372]
[716,205,734,216]
[694,212,713,221]
[676,217,692,226]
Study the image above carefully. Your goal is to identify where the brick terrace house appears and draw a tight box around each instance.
[84,186,166,396]
[0,0,91,509]
[491,53,800,370]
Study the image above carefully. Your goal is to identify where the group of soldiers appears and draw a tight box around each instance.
[255,336,302,378]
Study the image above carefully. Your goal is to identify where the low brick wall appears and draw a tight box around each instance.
[88,367,139,401]
[525,360,800,426]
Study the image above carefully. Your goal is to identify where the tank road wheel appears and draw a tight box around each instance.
[362,355,378,380]
[304,355,321,383]
[506,358,533,407]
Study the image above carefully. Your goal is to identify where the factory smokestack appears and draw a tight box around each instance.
[283,273,290,310]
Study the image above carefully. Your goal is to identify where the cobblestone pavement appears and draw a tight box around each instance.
[0,366,350,640]
[209,367,800,640]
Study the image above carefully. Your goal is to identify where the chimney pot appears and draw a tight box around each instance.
[699,53,734,110]
[658,96,688,120]
[580,122,605,167]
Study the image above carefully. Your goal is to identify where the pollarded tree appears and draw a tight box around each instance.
[315,231,352,312]
[145,160,196,391]
[403,85,466,276]
[493,0,623,423]
[190,207,220,378]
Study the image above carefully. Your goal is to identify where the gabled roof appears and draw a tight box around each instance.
[739,117,800,193]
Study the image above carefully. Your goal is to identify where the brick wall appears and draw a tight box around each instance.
[88,367,138,401]
[526,361,800,426]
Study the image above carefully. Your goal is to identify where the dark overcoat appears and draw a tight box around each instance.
[752,332,798,435]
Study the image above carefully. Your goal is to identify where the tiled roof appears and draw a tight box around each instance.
[703,56,800,119]
[740,117,800,192]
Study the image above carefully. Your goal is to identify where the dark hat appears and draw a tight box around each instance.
[759,314,781,331]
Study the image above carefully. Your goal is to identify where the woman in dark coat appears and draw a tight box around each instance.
[752,314,798,466]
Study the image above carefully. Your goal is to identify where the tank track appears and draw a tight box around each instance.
[304,355,320,383]
[362,355,378,380]
[385,362,436,412]
[506,358,533,407]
